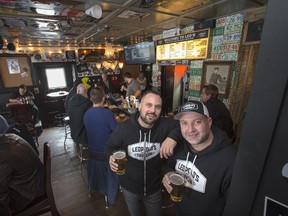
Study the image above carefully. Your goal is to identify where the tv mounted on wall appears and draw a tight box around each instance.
[124,41,156,65]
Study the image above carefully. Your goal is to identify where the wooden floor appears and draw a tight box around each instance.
[38,126,176,216]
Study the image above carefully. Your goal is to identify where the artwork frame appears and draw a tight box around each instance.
[51,53,63,62]
[201,61,234,98]
[65,50,76,61]
[6,58,20,74]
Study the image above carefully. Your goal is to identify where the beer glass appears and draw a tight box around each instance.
[169,173,185,202]
[113,150,126,175]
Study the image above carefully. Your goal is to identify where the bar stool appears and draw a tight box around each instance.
[63,115,71,150]
[78,143,89,173]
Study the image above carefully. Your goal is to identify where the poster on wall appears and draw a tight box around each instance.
[6,59,20,74]
[201,61,234,98]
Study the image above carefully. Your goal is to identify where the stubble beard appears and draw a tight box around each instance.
[140,112,159,126]
[186,132,209,147]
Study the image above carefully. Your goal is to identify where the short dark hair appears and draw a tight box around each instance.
[19,84,27,90]
[123,72,132,79]
[202,84,219,98]
[90,87,105,104]
[140,90,161,102]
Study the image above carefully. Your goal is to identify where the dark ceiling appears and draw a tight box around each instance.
[0,0,267,48]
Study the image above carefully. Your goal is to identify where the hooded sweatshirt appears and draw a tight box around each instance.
[162,126,237,216]
[106,112,179,196]
[204,97,234,139]
[68,94,92,144]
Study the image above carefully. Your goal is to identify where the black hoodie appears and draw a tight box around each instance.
[163,126,237,216]
[68,94,92,144]
[106,112,180,196]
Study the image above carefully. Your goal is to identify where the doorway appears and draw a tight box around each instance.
[160,65,187,115]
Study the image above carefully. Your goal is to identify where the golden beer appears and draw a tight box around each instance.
[169,173,185,202]
[113,150,126,175]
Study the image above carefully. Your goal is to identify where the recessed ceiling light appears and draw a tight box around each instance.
[36,8,55,16]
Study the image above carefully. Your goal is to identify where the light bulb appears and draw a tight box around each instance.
[118,62,124,69]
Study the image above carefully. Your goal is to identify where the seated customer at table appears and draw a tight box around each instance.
[65,78,82,113]
[0,133,45,216]
[0,114,38,155]
[68,83,92,145]
[9,84,39,124]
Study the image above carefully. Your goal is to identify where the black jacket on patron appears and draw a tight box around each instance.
[68,93,92,144]
[0,134,45,216]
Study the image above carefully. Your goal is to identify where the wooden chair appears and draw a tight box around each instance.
[14,142,60,216]
[10,104,39,147]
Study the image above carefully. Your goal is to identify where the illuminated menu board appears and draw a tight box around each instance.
[156,44,170,60]
[156,29,210,60]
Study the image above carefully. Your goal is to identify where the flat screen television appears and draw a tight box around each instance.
[124,41,156,65]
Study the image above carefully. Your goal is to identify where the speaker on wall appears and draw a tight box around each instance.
[7,43,16,51]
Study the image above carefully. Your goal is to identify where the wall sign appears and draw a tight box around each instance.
[243,19,264,45]
[156,29,210,60]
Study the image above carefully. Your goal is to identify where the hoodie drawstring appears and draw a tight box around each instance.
[142,130,151,196]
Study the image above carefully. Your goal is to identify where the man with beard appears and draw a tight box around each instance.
[162,100,237,216]
[106,90,180,216]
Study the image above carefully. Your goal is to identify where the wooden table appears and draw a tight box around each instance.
[46,91,69,126]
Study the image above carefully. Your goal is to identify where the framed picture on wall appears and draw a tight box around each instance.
[65,50,76,60]
[51,53,63,62]
[201,61,234,98]
[0,54,33,88]
[6,59,20,74]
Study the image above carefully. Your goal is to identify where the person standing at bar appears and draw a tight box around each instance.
[106,90,180,216]
[83,87,119,204]
[162,100,237,216]
[120,72,141,99]
[136,71,147,94]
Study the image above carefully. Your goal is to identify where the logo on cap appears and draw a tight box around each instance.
[182,103,199,111]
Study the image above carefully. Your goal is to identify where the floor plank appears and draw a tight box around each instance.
[38,127,176,216]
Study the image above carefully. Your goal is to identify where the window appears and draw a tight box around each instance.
[45,68,67,89]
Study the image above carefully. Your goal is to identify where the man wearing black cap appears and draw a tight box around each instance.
[162,100,237,216]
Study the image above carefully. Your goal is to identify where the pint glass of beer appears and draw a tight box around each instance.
[113,150,126,175]
[169,173,185,202]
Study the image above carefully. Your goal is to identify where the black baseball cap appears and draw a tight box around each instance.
[174,100,209,120]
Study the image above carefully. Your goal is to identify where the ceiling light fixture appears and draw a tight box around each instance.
[47,23,56,31]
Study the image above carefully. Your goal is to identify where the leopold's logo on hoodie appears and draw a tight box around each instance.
[128,142,160,160]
